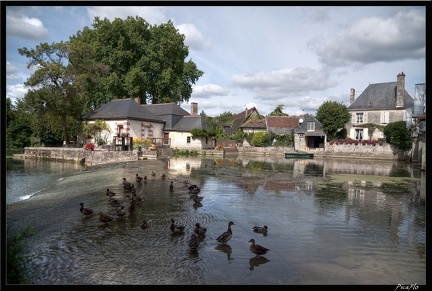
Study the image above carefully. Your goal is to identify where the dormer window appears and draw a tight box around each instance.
[307,122,315,131]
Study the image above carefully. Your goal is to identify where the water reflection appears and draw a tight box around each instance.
[5,156,425,285]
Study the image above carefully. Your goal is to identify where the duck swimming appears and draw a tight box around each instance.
[80,203,94,216]
[170,218,185,234]
[194,223,207,237]
[216,221,234,244]
[188,234,200,252]
[248,239,270,258]
[252,225,268,235]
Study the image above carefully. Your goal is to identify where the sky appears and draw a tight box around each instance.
[4,4,427,117]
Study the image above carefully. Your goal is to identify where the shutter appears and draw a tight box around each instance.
[363,128,369,139]
[363,112,368,123]
[352,113,356,124]
[349,128,355,139]
[380,112,384,123]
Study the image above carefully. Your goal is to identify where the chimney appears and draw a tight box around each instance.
[191,102,198,116]
[396,72,405,108]
[134,97,141,104]
[350,88,355,104]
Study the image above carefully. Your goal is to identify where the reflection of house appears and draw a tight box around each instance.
[347,72,414,141]
[294,115,326,152]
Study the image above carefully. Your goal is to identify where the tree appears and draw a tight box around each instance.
[269,105,288,116]
[18,42,86,145]
[383,121,412,151]
[5,98,33,151]
[70,16,203,105]
[315,101,351,140]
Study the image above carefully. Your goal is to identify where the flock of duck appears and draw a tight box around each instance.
[79,172,271,258]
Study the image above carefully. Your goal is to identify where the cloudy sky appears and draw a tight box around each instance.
[5,5,426,117]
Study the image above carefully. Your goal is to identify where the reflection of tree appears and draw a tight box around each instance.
[215,244,233,261]
[249,256,270,271]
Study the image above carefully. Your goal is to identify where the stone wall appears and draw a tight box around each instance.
[23,147,157,166]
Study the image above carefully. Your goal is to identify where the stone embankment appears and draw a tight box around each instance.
[21,142,414,166]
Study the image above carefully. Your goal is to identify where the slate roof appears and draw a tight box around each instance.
[348,82,414,110]
[240,118,267,129]
[266,116,300,134]
[171,116,211,131]
[81,98,164,123]
[142,103,190,116]
[294,115,325,136]
[224,107,262,135]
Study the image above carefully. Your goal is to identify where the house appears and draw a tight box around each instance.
[80,98,165,150]
[80,98,213,151]
[347,72,414,141]
[265,115,300,135]
[143,102,213,150]
[223,107,264,135]
[294,115,326,152]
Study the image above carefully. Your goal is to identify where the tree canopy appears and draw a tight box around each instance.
[269,105,288,116]
[315,101,351,140]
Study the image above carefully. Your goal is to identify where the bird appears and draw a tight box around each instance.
[143,175,148,181]
[116,205,126,217]
[248,239,270,258]
[130,184,136,194]
[170,218,185,234]
[189,185,200,194]
[80,202,94,216]
[188,234,200,252]
[123,178,133,189]
[252,225,268,235]
[192,194,203,203]
[183,180,190,186]
[99,212,114,224]
[194,223,207,237]
[169,181,174,191]
[110,199,122,208]
[150,171,156,177]
[216,221,235,244]
[106,188,116,198]
[160,173,166,179]
[141,219,152,229]
[128,202,136,213]
[136,174,143,182]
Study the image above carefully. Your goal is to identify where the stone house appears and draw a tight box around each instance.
[347,72,414,141]
[223,107,264,135]
[294,115,326,152]
[80,98,212,150]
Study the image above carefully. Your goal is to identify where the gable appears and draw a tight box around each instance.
[224,107,261,134]
[171,116,211,132]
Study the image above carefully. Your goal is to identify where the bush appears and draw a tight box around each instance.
[383,121,412,151]
[84,143,96,150]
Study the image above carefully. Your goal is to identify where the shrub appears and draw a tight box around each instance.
[84,143,96,150]
[383,121,412,151]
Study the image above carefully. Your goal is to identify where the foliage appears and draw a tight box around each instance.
[191,128,216,139]
[232,130,247,144]
[315,101,351,140]
[215,145,224,151]
[383,121,412,151]
[269,105,289,116]
[7,225,36,284]
[83,120,112,145]
[6,98,32,150]
[273,131,294,146]
[250,131,274,147]
[70,16,203,105]
[357,123,385,141]
[171,148,198,156]
[132,137,153,149]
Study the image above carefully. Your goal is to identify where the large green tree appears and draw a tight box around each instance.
[18,42,85,145]
[269,105,288,116]
[70,16,203,106]
[383,121,412,151]
[315,101,351,140]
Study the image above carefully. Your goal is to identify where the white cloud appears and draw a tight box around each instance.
[192,84,228,98]
[6,13,49,40]
[176,23,211,51]
[87,6,167,24]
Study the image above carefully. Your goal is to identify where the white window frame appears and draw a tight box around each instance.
[307,122,315,131]
[380,111,389,124]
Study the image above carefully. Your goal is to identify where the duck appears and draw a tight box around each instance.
[110,199,122,208]
[106,188,116,198]
[192,194,203,203]
[143,175,148,181]
[216,221,235,244]
[188,184,199,191]
[170,218,185,234]
[136,174,143,182]
[160,173,166,179]
[128,202,136,213]
[99,212,114,224]
[130,184,136,194]
[194,223,207,237]
[188,234,200,252]
[141,219,152,229]
[189,185,201,194]
[80,202,94,216]
[169,181,174,191]
[252,225,268,235]
[116,205,126,217]
[248,239,270,258]
[123,178,133,189]
[183,180,190,186]
[150,171,156,177]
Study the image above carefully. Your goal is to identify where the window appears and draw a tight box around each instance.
[356,113,363,123]
[380,111,389,124]
[187,136,191,144]
[307,122,315,131]
[355,129,363,140]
